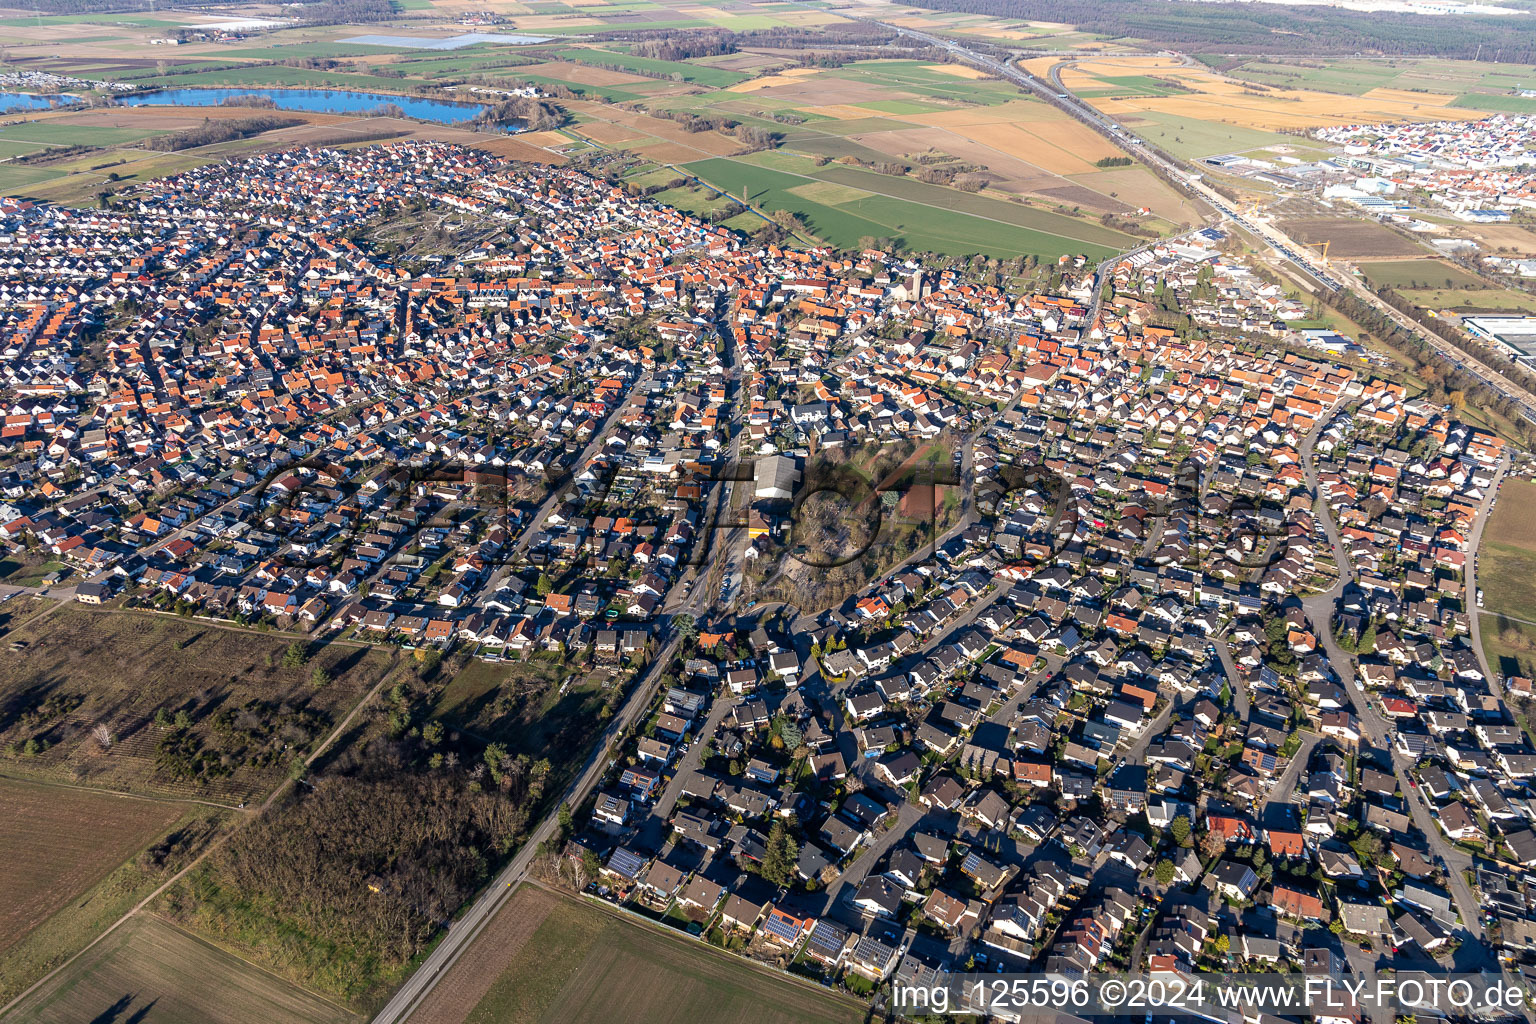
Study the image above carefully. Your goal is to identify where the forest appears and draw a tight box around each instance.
[896,0,1536,60]
[165,734,545,1004]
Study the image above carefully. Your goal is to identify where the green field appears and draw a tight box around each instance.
[810,163,1137,246]
[1400,286,1536,313]
[1127,111,1330,160]
[462,889,862,1024]
[824,59,1021,104]
[5,914,358,1024]
[1228,56,1536,108]
[0,123,158,147]
[0,140,45,159]
[685,154,1130,257]
[554,47,749,87]
[1356,259,1486,290]
[1481,477,1536,680]
[1449,94,1536,114]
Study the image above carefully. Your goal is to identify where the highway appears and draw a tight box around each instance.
[822,6,1536,426]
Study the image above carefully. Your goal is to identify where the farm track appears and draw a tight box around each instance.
[0,654,402,1021]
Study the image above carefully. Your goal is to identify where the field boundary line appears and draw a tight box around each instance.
[1481,610,1536,629]
[689,155,1120,247]
[0,771,245,812]
[151,915,362,1019]
[0,654,401,1022]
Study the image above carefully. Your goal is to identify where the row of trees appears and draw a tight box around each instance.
[144,115,303,152]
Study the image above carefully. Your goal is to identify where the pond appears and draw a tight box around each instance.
[0,87,492,124]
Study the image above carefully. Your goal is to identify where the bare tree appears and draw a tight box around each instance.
[91,723,114,750]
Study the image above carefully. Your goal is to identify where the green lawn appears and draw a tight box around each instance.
[6,560,67,586]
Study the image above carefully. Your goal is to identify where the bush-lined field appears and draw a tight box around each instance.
[1398,286,1536,315]
[448,888,863,1024]
[0,607,397,802]
[5,914,359,1024]
[0,777,183,956]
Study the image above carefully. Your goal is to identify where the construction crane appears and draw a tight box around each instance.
[1319,239,1331,264]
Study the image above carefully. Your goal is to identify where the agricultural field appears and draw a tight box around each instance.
[0,105,562,204]
[0,606,399,803]
[5,914,359,1024]
[0,3,1198,250]
[0,777,184,956]
[1279,217,1429,260]
[1355,258,1487,291]
[1456,222,1536,257]
[1351,259,1536,316]
[1225,56,1536,114]
[1119,111,1333,162]
[1480,477,1536,682]
[0,779,225,1008]
[684,151,1135,257]
[1054,54,1483,156]
[554,58,1203,246]
[425,886,863,1024]
[1402,286,1536,315]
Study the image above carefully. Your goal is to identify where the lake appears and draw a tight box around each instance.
[0,87,491,124]
[340,32,552,49]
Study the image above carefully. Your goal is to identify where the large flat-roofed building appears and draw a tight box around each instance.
[1463,316,1536,364]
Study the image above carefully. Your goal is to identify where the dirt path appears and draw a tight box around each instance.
[406,886,558,1024]
[0,655,402,1021]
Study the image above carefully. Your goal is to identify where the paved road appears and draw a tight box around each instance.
[637,692,736,850]
[372,623,688,1024]
[1296,403,1496,969]
[1212,635,1249,721]
[1467,457,1510,684]
[376,326,739,1024]
[1269,733,1319,803]
[817,799,925,918]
